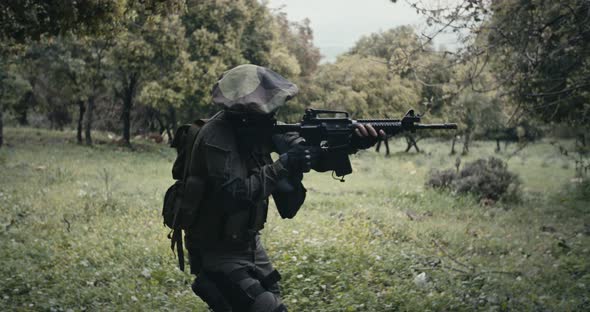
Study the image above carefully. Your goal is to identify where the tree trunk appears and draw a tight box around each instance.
[84,97,95,146]
[77,100,85,144]
[121,74,138,147]
[164,123,173,144]
[462,131,471,155]
[154,112,166,135]
[16,91,33,126]
[17,107,28,126]
[122,95,132,146]
[450,136,457,155]
[0,109,4,148]
[577,131,586,147]
[166,106,177,144]
[168,106,177,133]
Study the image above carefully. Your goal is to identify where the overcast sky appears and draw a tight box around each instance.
[266,0,457,62]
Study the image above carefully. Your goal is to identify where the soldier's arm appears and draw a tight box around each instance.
[200,121,290,205]
[271,174,306,219]
[270,132,307,218]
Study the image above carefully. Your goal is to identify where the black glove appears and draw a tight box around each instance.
[272,132,305,154]
[279,144,319,173]
[350,133,380,150]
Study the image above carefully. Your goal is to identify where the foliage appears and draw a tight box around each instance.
[350,26,453,114]
[0,64,31,112]
[450,90,505,135]
[0,0,124,41]
[181,0,275,117]
[487,0,590,125]
[427,157,521,202]
[273,14,322,77]
[305,54,421,119]
[395,0,590,128]
[0,0,322,145]
[139,14,196,112]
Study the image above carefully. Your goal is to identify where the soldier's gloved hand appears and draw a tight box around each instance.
[279,144,319,173]
[351,123,386,149]
[272,132,305,154]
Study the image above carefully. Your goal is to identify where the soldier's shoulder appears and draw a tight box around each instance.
[198,117,235,150]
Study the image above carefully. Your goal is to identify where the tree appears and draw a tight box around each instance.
[270,12,322,123]
[110,28,153,146]
[393,0,590,127]
[181,0,280,121]
[0,0,124,42]
[486,0,590,127]
[308,54,421,118]
[273,13,321,77]
[449,91,499,154]
[81,36,113,145]
[0,1,120,147]
[0,60,32,147]
[0,0,184,146]
[0,0,184,42]
[350,26,453,114]
[50,36,92,143]
[139,14,197,142]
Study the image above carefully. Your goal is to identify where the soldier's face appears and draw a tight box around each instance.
[227,111,276,128]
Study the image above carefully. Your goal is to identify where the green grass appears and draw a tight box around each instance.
[1,127,589,311]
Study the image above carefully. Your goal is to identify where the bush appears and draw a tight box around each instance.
[426,157,521,202]
[425,168,456,189]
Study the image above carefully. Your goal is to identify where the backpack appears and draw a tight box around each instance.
[162,119,207,271]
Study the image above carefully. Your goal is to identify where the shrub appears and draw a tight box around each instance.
[426,157,521,202]
[425,168,456,189]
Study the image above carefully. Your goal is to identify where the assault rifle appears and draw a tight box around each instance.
[273,108,457,179]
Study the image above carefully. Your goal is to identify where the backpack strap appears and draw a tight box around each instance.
[182,122,203,180]
[181,113,219,180]
[171,118,206,272]
[171,111,222,271]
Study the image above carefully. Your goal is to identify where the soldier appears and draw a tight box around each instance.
[186,64,381,312]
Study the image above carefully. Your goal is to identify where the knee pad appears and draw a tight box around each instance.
[250,291,287,312]
[192,274,232,312]
[208,268,285,312]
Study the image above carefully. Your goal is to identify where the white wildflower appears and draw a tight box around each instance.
[413,272,428,288]
[141,268,151,279]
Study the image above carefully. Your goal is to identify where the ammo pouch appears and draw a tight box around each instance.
[162,176,205,230]
[162,175,205,272]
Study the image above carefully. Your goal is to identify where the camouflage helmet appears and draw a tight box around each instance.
[212,64,299,114]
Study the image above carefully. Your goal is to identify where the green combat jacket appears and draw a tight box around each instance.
[185,111,306,251]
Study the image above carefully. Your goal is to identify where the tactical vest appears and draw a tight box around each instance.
[185,114,273,251]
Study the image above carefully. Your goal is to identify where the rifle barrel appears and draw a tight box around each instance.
[273,121,457,135]
[414,123,458,129]
[356,121,457,134]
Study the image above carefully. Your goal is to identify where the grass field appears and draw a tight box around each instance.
[1,127,589,311]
